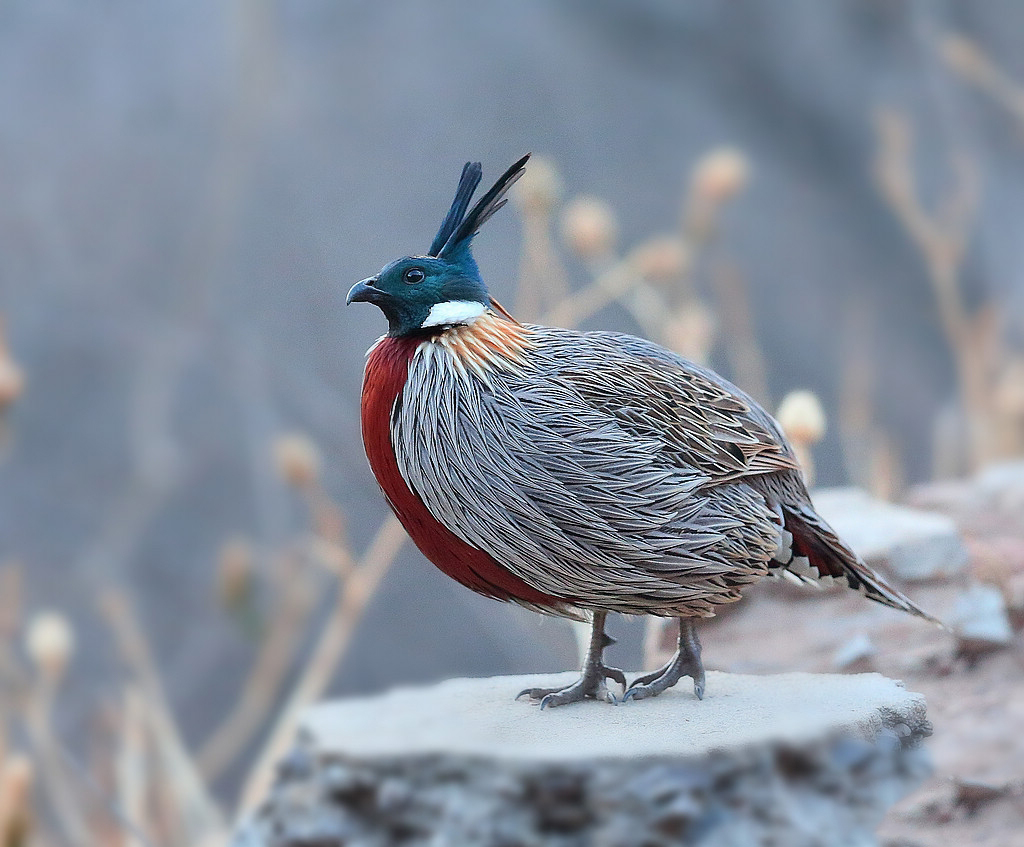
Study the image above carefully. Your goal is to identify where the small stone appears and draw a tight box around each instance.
[275,747,314,781]
[832,634,877,672]
[951,582,1014,655]
[811,488,969,583]
[953,777,1008,812]
[975,460,1024,503]
[1004,572,1024,630]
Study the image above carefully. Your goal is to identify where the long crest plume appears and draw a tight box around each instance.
[428,162,483,257]
[433,154,531,259]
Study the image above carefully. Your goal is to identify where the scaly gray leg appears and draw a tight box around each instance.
[624,618,705,702]
[517,611,626,709]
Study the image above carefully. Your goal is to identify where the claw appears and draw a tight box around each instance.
[623,618,706,703]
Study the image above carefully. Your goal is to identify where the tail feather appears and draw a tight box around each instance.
[781,504,944,627]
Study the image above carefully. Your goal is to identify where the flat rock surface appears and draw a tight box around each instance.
[237,673,931,846]
[300,670,927,761]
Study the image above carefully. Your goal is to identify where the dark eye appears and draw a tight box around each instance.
[403,267,425,285]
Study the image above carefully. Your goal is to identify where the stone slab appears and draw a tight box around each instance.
[234,672,932,846]
[300,670,927,761]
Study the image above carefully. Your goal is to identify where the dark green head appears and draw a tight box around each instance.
[347,155,529,336]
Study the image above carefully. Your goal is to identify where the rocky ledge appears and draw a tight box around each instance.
[233,671,931,847]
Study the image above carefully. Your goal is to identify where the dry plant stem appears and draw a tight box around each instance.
[99,590,226,845]
[516,211,569,322]
[711,262,771,407]
[792,442,816,488]
[303,484,356,578]
[622,283,674,343]
[542,262,640,329]
[838,302,878,491]
[238,515,406,817]
[942,34,1024,133]
[23,677,91,847]
[116,686,149,847]
[874,109,990,468]
[197,553,319,782]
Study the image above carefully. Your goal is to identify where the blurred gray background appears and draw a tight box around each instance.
[2,0,1023,793]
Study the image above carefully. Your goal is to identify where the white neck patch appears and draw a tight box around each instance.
[420,300,487,329]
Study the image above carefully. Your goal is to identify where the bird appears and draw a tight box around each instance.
[347,155,939,708]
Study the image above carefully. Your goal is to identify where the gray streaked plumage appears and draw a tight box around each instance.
[391,318,928,622]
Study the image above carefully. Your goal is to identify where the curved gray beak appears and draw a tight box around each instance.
[346,277,380,305]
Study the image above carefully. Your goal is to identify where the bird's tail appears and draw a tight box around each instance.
[778,502,945,627]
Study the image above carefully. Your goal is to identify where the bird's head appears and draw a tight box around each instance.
[347,155,529,336]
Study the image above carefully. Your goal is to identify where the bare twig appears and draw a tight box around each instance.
[55,740,155,847]
[99,589,226,846]
[873,108,990,470]
[942,34,1024,134]
[710,261,770,406]
[197,552,319,782]
[516,213,570,322]
[22,676,91,847]
[116,685,150,847]
[238,515,405,816]
[541,261,641,329]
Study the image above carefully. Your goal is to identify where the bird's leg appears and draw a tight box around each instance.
[624,618,706,702]
[517,611,626,708]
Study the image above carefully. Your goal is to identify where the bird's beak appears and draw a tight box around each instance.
[346,277,380,305]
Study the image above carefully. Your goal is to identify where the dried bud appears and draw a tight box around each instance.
[217,538,254,610]
[561,196,618,261]
[273,433,320,488]
[777,390,827,445]
[513,156,561,216]
[662,303,717,363]
[940,35,984,77]
[690,147,750,207]
[24,611,74,682]
[629,236,691,284]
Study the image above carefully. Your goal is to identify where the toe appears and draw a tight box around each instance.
[517,687,556,702]
[604,666,627,688]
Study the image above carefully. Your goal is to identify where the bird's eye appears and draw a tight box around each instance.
[403,267,425,285]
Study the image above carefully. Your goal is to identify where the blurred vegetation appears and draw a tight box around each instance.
[1,24,1024,847]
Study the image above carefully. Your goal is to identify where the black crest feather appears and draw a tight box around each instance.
[428,161,483,257]
[436,154,530,259]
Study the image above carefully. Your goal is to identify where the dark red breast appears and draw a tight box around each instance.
[360,335,566,607]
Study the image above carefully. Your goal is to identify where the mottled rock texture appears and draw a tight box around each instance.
[234,672,931,847]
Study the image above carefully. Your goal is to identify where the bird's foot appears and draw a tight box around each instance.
[625,619,705,702]
[623,653,705,701]
[517,663,626,709]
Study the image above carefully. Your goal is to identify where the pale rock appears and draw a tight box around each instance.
[234,671,932,847]
[833,633,878,672]
[811,487,969,582]
[951,582,1014,654]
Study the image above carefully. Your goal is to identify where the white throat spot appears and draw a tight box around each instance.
[420,300,487,328]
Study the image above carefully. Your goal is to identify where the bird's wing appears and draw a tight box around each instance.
[390,329,784,616]
[576,329,801,482]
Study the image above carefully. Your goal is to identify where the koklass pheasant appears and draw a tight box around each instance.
[348,155,937,708]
